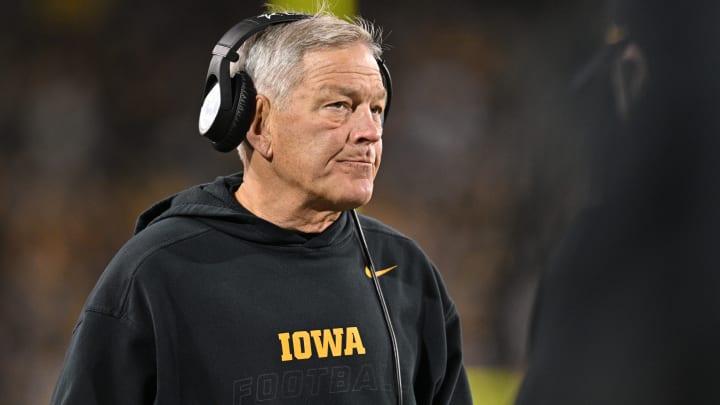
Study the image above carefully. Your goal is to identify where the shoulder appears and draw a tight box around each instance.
[357,214,415,245]
[112,217,213,278]
[357,213,437,276]
[357,213,458,314]
[84,217,212,318]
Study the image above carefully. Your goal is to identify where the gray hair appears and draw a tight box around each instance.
[231,12,385,163]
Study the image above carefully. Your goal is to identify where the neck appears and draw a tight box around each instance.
[235,181,342,234]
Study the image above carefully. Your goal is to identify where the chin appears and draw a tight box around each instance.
[331,191,374,211]
[321,179,374,210]
[337,196,373,211]
[350,185,374,207]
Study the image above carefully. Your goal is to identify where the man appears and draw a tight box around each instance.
[515,1,720,404]
[50,9,472,405]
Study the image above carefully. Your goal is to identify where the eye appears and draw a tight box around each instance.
[326,101,349,110]
[370,104,384,115]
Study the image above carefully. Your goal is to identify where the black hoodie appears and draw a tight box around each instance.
[50,172,472,405]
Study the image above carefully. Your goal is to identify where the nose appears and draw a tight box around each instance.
[351,105,382,143]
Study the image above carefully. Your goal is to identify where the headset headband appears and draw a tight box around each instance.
[200,14,309,139]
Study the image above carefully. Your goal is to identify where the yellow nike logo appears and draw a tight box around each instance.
[365,265,398,278]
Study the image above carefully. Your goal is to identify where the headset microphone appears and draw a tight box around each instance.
[198,13,393,153]
[352,210,403,405]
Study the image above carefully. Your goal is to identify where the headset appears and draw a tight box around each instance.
[198,13,393,153]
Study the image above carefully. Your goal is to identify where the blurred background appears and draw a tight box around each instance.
[1,0,611,403]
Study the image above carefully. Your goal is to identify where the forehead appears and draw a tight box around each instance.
[299,43,382,85]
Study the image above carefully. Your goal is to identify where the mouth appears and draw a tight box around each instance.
[335,149,378,172]
[337,154,375,165]
[336,158,376,177]
[339,159,373,165]
[337,159,375,171]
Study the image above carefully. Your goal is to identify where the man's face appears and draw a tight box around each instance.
[264,43,386,211]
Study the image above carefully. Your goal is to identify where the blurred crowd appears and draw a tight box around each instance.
[1,0,605,403]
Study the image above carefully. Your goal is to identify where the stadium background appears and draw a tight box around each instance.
[0,0,606,403]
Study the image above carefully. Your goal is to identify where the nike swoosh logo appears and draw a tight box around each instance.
[365,265,398,278]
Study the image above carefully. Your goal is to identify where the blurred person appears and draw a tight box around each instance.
[515,1,720,404]
[49,8,472,405]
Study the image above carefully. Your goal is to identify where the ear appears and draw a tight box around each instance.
[245,94,274,160]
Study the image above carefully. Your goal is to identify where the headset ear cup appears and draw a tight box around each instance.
[212,71,258,152]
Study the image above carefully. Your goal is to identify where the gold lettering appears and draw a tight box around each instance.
[310,328,344,358]
[278,332,293,362]
[292,331,312,360]
[279,327,366,361]
[344,327,366,356]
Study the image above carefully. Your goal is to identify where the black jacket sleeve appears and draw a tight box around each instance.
[434,303,474,405]
[49,309,156,405]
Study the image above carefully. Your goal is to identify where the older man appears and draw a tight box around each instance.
[50,9,472,405]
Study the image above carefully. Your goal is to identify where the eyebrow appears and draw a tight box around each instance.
[321,85,387,101]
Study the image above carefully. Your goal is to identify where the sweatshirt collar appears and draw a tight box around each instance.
[135,172,354,249]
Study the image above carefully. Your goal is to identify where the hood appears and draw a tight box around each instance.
[134,172,352,248]
[134,172,249,234]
